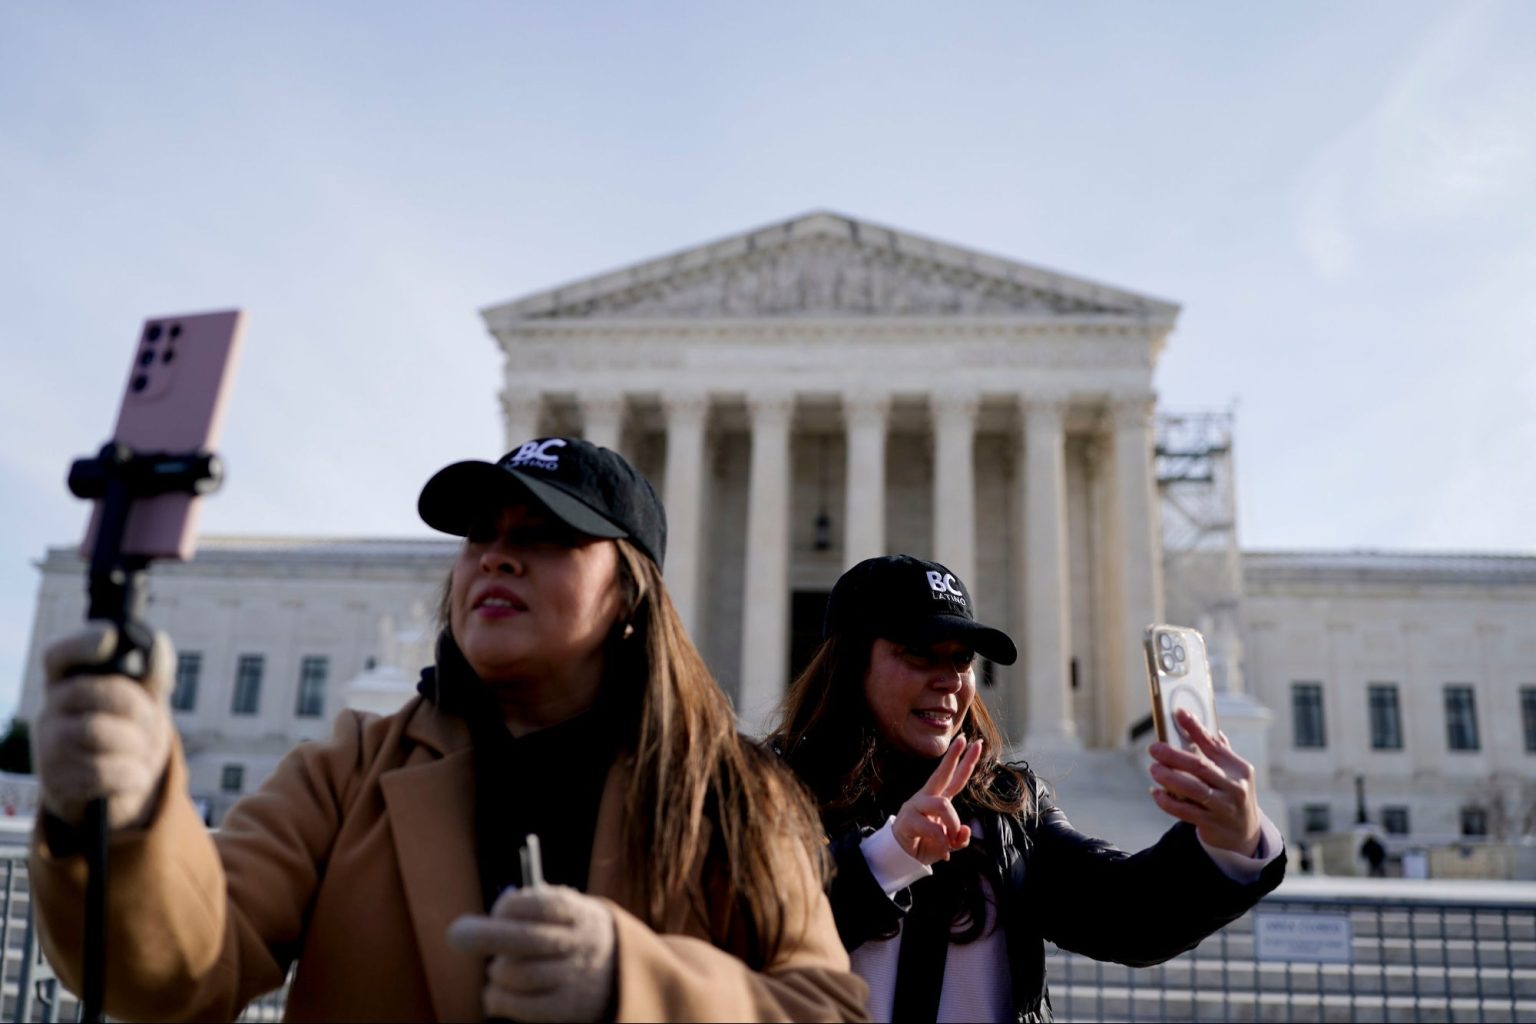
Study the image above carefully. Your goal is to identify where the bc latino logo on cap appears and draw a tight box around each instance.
[417,437,667,569]
[825,555,1018,666]
[506,438,567,472]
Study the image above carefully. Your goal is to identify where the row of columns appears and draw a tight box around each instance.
[501,389,1163,745]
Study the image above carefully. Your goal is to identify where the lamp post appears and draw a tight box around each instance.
[813,435,832,551]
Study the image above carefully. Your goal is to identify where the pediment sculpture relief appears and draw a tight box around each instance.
[535,239,1123,319]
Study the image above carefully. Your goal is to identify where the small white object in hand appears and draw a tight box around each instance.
[520,833,545,889]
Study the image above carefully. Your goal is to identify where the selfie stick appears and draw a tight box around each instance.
[65,443,222,1024]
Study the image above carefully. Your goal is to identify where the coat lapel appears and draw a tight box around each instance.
[585,757,641,912]
[586,757,714,938]
[381,744,485,1023]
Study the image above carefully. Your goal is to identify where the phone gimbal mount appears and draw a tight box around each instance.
[64,441,222,1024]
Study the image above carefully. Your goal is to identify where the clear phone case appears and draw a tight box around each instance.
[1143,623,1218,751]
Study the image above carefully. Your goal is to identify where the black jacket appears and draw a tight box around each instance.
[828,779,1286,1022]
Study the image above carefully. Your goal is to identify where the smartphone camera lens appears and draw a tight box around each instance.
[139,350,155,367]
[169,323,182,339]
[131,374,149,393]
[146,324,162,342]
[1158,633,1173,651]
[163,348,176,364]
[1173,644,1186,664]
[1160,652,1175,672]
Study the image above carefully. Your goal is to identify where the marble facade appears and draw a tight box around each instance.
[482,211,1177,742]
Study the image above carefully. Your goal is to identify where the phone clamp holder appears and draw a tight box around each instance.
[63,440,222,1024]
[67,443,222,656]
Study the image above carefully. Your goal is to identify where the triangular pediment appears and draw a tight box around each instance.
[483,211,1178,325]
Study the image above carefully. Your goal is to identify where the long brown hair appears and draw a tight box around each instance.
[606,539,826,962]
[439,539,825,965]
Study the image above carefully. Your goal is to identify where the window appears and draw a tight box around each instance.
[1303,804,1331,834]
[1368,683,1403,750]
[231,654,264,716]
[1444,685,1480,752]
[294,656,329,718]
[1292,683,1326,749]
[171,651,202,712]
[1460,806,1488,837]
[221,764,245,793]
[1382,806,1410,835]
[1522,687,1536,754]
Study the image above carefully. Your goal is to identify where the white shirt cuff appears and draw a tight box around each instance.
[1200,812,1284,884]
[861,817,933,899]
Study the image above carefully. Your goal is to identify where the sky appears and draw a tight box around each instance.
[2,1,1534,719]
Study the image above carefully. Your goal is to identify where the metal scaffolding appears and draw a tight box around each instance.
[1156,410,1247,694]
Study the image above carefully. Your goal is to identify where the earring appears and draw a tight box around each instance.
[622,623,635,641]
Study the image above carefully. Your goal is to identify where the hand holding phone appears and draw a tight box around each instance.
[36,623,177,830]
[1143,624,1264,854]
[64,308,246,1024]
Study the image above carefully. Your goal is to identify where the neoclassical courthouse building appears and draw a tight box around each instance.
[19,213,1536,854]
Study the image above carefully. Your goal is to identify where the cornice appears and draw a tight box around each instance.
[1244,550,1536,589]
[492,313,1174,344]
[38,539,458,579]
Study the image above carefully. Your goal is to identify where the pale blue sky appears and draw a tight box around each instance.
[3,2,1534,718]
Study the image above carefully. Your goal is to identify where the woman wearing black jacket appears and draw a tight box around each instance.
[770,555,1286,1023]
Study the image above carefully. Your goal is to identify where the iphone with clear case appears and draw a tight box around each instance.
[1143,624,1218,751]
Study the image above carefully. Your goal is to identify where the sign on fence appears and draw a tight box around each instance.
[1253,911,1353,963]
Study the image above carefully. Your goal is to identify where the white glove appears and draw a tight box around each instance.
[448,885,617,1023]
[35,621,175,831]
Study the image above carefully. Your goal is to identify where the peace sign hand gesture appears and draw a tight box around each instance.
[892,735,984,866]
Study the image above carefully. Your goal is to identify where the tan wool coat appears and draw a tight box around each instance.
[29,697,870,1023]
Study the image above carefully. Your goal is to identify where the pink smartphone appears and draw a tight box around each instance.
[79,310,247,561]
[1143,623,1218,753]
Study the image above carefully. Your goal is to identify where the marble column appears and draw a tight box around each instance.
[500,389,543,452]
[842,391,890,568]
[1110,395,1166,745]
[739,393,794,735]
[578,391,625,454]
[663,393,709,635]
[931,392,979,599]
[1021,398,1079,750]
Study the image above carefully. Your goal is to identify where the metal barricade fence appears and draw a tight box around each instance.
[0,847,287,1023]
[0,842,1532,1023]
[1050,877,1536,1023]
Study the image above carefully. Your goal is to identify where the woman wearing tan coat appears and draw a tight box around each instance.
[31,437,869,1023]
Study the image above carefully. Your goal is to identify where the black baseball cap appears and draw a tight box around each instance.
[824,554,1018,665]
[417,437,667,568]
